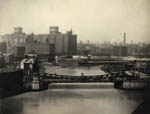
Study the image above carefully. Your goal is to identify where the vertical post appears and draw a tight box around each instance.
[81,73,84,76]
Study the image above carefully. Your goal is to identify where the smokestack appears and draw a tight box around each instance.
[123,32,126,45]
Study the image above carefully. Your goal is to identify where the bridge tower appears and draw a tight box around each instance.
[21,54,48,91]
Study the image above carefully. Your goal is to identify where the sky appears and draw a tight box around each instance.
[0,0,149,43]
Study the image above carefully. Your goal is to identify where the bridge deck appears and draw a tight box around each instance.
[39,73,139,83]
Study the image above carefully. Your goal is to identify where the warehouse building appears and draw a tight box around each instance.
[34,26,77,54]
[1,27,77,55]
[17,43,55,58]
[113,46,128,56]
[0,42,7,53]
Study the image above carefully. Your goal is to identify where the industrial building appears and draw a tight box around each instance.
[0,42,7,53]
[34,27,77,54]
[1,27,26,46]
[1,27,77,55]
[17,43,55,57]
[113,46,128,56]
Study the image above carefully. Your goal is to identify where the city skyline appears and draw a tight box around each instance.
[1,26,149,44]
[0,0,149,43]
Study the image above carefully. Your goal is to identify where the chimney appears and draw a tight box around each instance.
[123,32,126,45]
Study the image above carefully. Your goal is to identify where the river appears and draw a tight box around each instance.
[0,64,145,114]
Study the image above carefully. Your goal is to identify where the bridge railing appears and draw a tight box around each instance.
[37,72,140,83]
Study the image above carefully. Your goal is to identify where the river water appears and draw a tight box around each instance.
[0,64,145,114]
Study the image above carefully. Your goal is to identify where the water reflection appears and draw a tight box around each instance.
[0,98,24,114]
[1,83,144,114]
[42,65,106,76]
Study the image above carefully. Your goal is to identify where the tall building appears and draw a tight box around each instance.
[66,30,77,54]
[1,27,26,47]
[1,26,77,55]
[33,27,77,54]
[0,42,6,53]
[55,33,64,54]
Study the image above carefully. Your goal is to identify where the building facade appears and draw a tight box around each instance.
[33,27,77,54]
[0,42,7,53]
[1,27,77,55]
[17,43,54,57]
[1,27,26,46]
[113,46,128,56]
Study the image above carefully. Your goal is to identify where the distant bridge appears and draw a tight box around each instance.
[78,60,133,65]
[40,72,138,84]
[23,72,146,91]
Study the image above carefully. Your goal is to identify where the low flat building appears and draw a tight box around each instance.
[17,43,55,56]
[113,46,128,56]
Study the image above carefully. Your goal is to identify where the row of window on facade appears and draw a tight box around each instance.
[0,27,77,55]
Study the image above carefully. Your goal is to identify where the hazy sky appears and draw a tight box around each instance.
[0,0,149,43]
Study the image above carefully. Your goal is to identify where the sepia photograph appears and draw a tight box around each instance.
[0,0,150,114]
